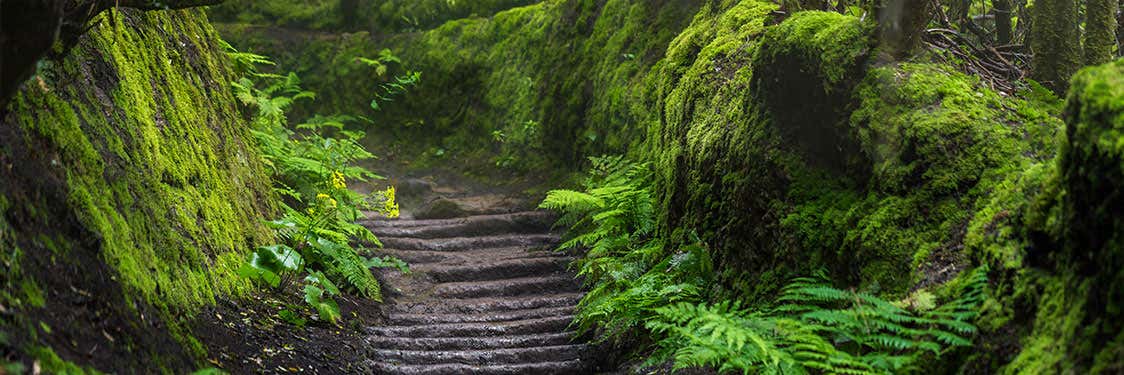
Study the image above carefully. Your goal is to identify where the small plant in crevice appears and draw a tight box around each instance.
[492,119,543,169]
[356,48,421,111]
[542,156,989,373]
[225,43,408,325]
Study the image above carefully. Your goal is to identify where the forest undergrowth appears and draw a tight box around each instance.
[541,157,989,374]
[223,43,413,326]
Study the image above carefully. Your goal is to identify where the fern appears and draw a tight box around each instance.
[226,47,410,324]
[541,156,709,340]
[308,237,382,302]
[544,156,990,373]
[646,269,989,374]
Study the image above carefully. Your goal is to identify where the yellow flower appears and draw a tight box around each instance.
[381,186,400,218]
[331,171,347,190]
[329,198,338,208]
[307,208,316,215]
[317,193,331,200]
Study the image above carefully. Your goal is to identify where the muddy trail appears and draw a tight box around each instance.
[353,174,600,374]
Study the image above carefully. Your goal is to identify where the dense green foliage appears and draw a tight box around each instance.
[543,159,988,373]
[224,47,405,323]
[214,0,701,175]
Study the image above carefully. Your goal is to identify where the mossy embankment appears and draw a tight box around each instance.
[1,8,275,372]
[212,0,700,177]
[209,0,537,34]
[646,2,1121,372]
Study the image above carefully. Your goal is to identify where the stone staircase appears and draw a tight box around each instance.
[361,211,595,374]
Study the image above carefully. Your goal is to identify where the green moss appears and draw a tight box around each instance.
[1083,0,1118,66]
[209,0,537,33]
[2,8,276,365]
[28,346,103,375]
[216,0,701,177]
[1030,0,1081,93]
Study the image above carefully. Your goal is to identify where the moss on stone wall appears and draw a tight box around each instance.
[209,0,538,34]
[0,8,275,371]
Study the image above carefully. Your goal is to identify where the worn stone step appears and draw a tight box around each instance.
[365,332,578,351]
[379,233,559,251]
[367,315,574,338]
[387,306,575,325]
[364,211,555,238]
[369,344,588,365]
[363,359,591,375]
[379,247,564,265]
[415,257,572,283]
[388,293,583,314]
[362,211,545,228]
[433,275,579,298]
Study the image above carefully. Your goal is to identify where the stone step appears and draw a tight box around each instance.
[378,247,564,265]
[364,211,555,238]
[367,315,574,338]
[365,332,578,351]
[387,293,583,315]
[378,233,559,252]
[387,306,575,325]
[433,275,579,298]
[368,344,588,365]
[414,257,572,283]
[362,359,591,375]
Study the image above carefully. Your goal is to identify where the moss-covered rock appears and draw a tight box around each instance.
[0,8,275,371]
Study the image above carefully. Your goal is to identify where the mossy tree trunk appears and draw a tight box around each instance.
[1083,0,1119,65]
[877,0,933,59]
[995,0,1013,44]
[1030,0,1081,93]
[1118,0,1124,57]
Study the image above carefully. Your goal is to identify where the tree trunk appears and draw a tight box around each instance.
[1118,0,1124,57]
[950,0,971,29]
[1083,0,1119,64]
[340,0,360,29]
[1084,0,1119,65]
[1030,0,1081,93]
[995,0,1013,44]
[878,0,934,60]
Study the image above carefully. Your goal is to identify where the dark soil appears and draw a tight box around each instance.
[191,290,384,373]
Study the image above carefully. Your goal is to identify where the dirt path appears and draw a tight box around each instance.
[359,205,595,374]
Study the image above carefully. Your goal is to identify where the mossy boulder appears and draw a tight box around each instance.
[0,8,275,371]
